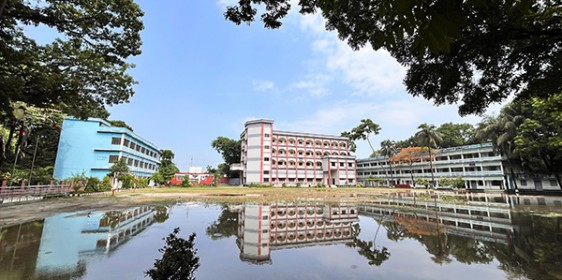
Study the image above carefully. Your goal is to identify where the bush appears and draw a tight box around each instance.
[181,178,191,188]
[137,178,150,188]
[101,176,112,191]
[120,173,135,189]
[85,177,101,192]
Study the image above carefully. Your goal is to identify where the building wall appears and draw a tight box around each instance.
[356,143,561,191]
[54,118,161,180]
[240,120,356,186]
[357,143,505,190]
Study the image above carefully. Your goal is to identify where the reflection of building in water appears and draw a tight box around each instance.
[82,206,155,253]
[34,206,155,276]
[359,193,515,244]
[232,204,359,264]
[0,220,45,279]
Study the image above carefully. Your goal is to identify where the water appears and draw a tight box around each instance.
[1,195,561,280]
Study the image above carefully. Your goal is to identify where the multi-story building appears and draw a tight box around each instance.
[236,119,356,187]
[231,203,359,263]
[356,143,561,192]
[54,117,161,180]
[357,143,506,190]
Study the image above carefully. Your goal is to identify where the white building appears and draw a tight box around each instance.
[356,143,561,192]
[236,120,356,187]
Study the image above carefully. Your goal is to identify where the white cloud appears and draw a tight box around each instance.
[216,0,237,9]
[276,96,496,158]
[290,74,332,97]
[252,80,276,92]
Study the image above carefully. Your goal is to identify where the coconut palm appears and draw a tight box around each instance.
[477,103,526,190]
[380,139,398,186]
[415,124,442,188]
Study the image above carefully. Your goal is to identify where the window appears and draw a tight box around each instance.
[264,178,269,183]
[264,157,270,162]
[264,133,270,138]
[520,180,527,186]
[340,162,344,167]
[264,170,270,174]
[331,162,336,167]
[550,180,558,187]
[127,158,133,166]
[263,215,269,220]
[264,145,270,149]
[124,139,130,147]
[111,137,121,145]
[108,155,119,163]
[348,163,353,167]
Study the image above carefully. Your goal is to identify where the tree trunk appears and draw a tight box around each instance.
[5,124,15,153]
[428,146,435,189]
[409,163,415,187]
[388,161,395,186]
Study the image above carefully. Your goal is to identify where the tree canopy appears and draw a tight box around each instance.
[211,136,241,165]
[224,0,562,115]
[0,0,144,119]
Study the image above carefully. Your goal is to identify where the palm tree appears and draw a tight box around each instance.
[477,103,526,191]
[380,140,398,186]
[415,124,442,188]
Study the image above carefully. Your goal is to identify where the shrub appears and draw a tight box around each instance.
[100,176,112,191]
[120,173,135,189]
[181,178,192,188]
[85,177,101,192]
[137,178,150,188]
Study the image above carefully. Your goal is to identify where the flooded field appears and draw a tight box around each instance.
[1,194,561,279]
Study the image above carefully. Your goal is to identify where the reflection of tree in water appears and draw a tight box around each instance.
[154,206,170,223]
[206,206,238,239]
[146,227,200,280]
[386,214,493,265]
[346,223,391,266]
[491,214,562,280]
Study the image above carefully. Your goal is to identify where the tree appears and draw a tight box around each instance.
[223,1,561,115]
[153,149,180,183]
[477,103,527,190]
[108,120,134,132]
[146,228,200,280]
[436,123,476,148]
[389,147,430,187]
[1,0,144,119]
[514,94,562,189]
[415,124,442,188]
[340,131,357,153]
[380,139,398,186]
[211,137,241,165]
[110,158,129,177]
[346,119,381,153]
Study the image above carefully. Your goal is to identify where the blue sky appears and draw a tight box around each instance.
[106,0,502,170]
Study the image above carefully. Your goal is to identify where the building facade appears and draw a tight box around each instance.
[54,118,161,180]
[237,119,356,187]
[232,203,359,263]
[356,143,561,192]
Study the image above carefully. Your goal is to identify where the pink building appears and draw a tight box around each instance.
[234,120,357,187]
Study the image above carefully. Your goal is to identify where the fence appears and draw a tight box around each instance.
[0,180,85,204]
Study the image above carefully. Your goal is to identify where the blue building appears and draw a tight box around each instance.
[54,118,161,180]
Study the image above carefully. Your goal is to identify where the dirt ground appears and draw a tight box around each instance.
[0,192,208,227]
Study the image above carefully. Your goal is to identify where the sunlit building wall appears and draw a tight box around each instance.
[238,120,356,186]
[54,118,161,180]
